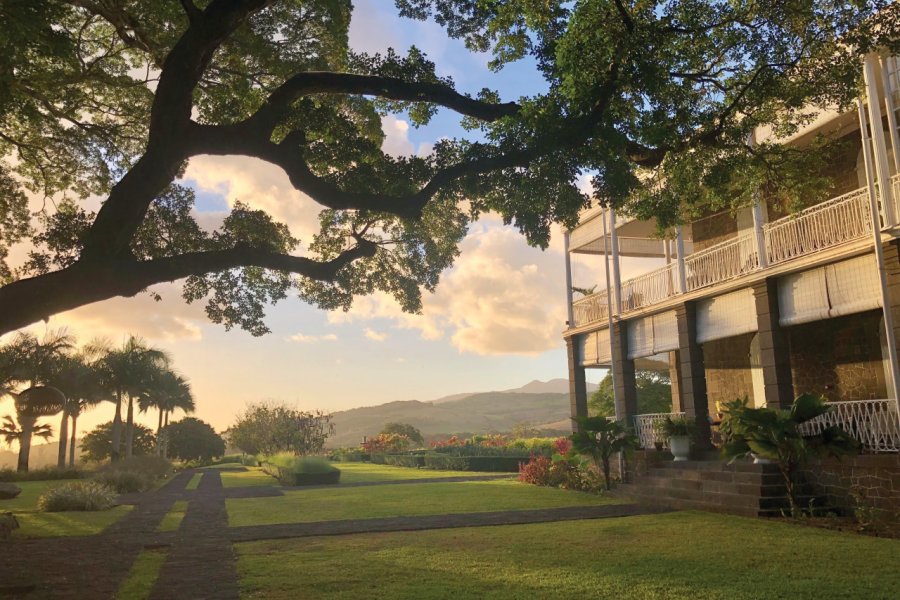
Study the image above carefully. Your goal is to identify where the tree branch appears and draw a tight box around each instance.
[0,242,377,336]
[243,71,520,133]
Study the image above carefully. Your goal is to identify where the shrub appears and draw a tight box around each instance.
[0,467,83,482]
[518,454,555,486]
[330,448,369,462]
[507,437,558,454]
[370,453,387,464]
[382,454,424,468]
[92,470,151,493]
[654,416,697,438]
[362,433,411,454]
[424,454,526,472]
[164,418,226,463]
[38,481,117,512]
[97,456,173,481]
[260,454,341,486]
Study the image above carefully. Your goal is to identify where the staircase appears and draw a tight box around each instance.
[615,459,801,517]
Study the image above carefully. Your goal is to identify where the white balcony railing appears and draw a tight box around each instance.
[764,187,872,265]
[633,412,685,449]
[572,289,609,327]
[570,185,878,329]
[621,263,677,312]
[684,233,759,292]
[797,399,900,453]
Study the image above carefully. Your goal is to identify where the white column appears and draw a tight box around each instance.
[601,208,619,412]
[563,231,575,327]
[858,98,900,403]
[864,53,897,227]
[675,225,687,293]
[881,54,900,172]
[748,130,769,268]
[609,208,623,315]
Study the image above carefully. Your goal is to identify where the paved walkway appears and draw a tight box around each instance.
[1,469,665,599]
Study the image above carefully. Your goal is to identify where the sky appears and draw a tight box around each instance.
[1,1,659,442]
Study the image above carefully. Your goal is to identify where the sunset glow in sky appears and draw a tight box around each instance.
[1,2,659,440]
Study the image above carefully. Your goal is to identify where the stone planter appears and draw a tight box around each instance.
[669,436,691,462]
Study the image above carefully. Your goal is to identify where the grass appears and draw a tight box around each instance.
[336,462,503,484]
[185,473,203,490]
[236,511,900,600]
[158,500,188,532]
[115,548,168,600]
[226,479,619,527]
[219,468,278,488]
[2,480,132,538]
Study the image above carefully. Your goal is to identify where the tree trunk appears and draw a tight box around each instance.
[162,410,170,459]
[125,395,135,459]
[68,413,78,468]
[57,409,69,469]
[156,408,164,456]
[111,391,123,462]
[16,417,34,472]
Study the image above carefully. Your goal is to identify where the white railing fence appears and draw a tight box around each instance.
[572,289,609,328]
[633,412,685,449]
[684,233,758,292]
[621,263,677,313]
[764,187,872,265]
[798,399,900,453]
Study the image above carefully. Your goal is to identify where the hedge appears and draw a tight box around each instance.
[382,454,425,468]
[423,454,529,472]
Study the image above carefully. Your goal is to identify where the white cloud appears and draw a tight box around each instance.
[329,215,568,356]
[287,332,338,343]
[364,328,388,341]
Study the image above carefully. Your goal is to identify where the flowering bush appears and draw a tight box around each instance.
[362,433,411,454]
[553,437,572,455]
[517,454,555,486]
[518,446,604,493]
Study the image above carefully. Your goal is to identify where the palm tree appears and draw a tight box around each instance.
[1,414,53,453]
[6,387,66,471]
[91,336,170,461]
[139,368,195,457]
[46,354,104,468]
[0,330,74,471]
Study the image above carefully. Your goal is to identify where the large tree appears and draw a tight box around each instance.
[0,1,896,336]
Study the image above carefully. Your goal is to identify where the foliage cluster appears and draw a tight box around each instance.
[655,416,697,439]
[37,481,118,512]
[81,421,156,462]
[361,432,411,454]
[0,467,83,482]
[721,394,858,513]
[90,455,173,493]
[380,423,424,446]
[164,417,225,463]
[230,403,334,456]
[590,371,673,418]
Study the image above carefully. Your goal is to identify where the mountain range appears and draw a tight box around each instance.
[327,378,597,447]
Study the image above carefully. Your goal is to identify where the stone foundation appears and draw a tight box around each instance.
[800,454,900,516]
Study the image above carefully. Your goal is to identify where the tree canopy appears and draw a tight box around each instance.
[589,370,673,417]
[164,417,225,462]
[0,1,896,335]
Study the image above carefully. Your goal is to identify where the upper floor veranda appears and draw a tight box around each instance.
[564,52,900,336]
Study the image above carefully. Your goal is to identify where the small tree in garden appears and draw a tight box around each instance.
[721,393,858,515]
[362,433,411,454]
[230,402,334,456]
[570,416,638,490]
[381,423,424,446]
[81,421,155,462]
[164,418,225,463]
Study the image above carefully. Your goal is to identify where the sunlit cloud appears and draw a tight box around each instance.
[287,332,338,343]
[364,328,388,341]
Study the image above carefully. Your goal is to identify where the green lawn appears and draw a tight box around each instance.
[158,500,188,532]
[1,480,132,538]
[336,462,504,484]
[220,468,278,488]
[236,511,900,600]
[116,548,168,600]
[185,473,203,490]
[226,479,619,527]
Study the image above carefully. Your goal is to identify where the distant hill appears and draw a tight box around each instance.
[328,379,599,448]
[0,442,82,469]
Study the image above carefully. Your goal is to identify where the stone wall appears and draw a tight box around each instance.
[787,310,888,401]
[702,333,755,412]
[799,454,900,515]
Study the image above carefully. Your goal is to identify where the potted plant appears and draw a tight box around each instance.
[655,416,696,461]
